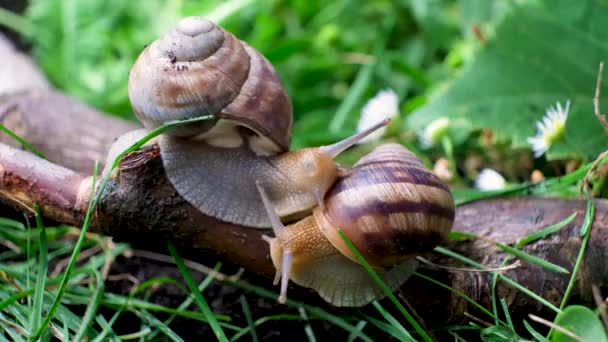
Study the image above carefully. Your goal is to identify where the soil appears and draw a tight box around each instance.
[106,253,383,341]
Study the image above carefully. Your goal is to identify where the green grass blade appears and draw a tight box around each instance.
[298,308,317,342]
[239,296,258,342]
[0,217,25,230]
[74,269,104,341]
[229,314,302,341]
[0,124,46,159]
[453,157,600,205]
[147,264,222,341]
[31,161,99,339]
[168,241,227,342]
[227,280,374,342]
[337,230,432,342]
[499,298,514,331]
[361,314,412,341]
[371,301,414,341]
[137,310,184,342]
[0,7,34,38]
[523,320,549,342]
[206,0,256,23]
[347,321,368,342]
[558,195,595,311]
[93,274,208,342]
[434,246,562,314]
[412,272,502,325]
[0,289,35,310]
[29,204,47,334]
[31,115,214,340]
[490,212,576,324]
[328,59,375,133]
[496,243,569,274]
[516,212,577,247]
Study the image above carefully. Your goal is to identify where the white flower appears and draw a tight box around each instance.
[527,100,570,158]
[475,168,506,191]
[418,117,450,149]
[356,89,399,144]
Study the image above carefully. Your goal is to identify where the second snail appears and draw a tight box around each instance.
[119,16,455,307]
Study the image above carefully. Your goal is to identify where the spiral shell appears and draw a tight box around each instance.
[128,16,292,152]
[313,143,455,268]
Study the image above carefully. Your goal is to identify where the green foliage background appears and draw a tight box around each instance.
[3,0,606,161]
[17,0,505,147]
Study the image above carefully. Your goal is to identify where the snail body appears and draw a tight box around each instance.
[128,16,388,227]
[257,144,455,307]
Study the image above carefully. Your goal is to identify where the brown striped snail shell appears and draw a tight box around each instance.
[257,143,455,307]
[128,16,292,149]
[126,16,389,228]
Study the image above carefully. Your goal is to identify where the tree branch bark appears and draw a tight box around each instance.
[0,125,607,327]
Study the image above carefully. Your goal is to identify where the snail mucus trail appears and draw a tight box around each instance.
[127,16,390,228]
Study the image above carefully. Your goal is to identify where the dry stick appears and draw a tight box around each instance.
[416,256,521,273]
[100,237,117,280]
[50,245,102,276]
[594,61,608,130]
[131,249,244,282]
[463,312,493,328]
[528,314,584,342]
[592,284,608,329]
[584,62,608,191]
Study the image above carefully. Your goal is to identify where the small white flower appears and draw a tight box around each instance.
[356,89,399,144]
[418,117,450,149]
[475,168,506,191]
[527,100,570,158]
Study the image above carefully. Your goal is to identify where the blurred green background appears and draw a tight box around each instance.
[2,0,608,183]
[0,0,503,144]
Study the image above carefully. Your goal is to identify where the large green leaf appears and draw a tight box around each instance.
[408,0,608,160]
[553,305,608,342]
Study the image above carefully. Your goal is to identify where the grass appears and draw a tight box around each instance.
[1,0,608,340]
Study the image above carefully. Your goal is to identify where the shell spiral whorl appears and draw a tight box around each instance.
[314,143,455,268]
[128,16,292,151]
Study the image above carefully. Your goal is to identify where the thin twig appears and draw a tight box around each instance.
[416,256,521,273]
[582,150,608,193]
[594,61,608,130]
[0,239,20,253]
[0,271,24,293]
[0,316,27,336]
[51,245,102,276]
[592,284,608,329]
[100,237,116,280]
[49,323,65,340]
[463,312,492,327]
[106,273,141,285]
[528,314,584,342]
[131,249,243,282]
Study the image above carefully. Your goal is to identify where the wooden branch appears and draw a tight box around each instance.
[0,90,137,174]
[1,141,607,327]
[0,55,605,326]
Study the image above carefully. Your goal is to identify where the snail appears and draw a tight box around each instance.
[127,16,388,227]
[256,143,455,307]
